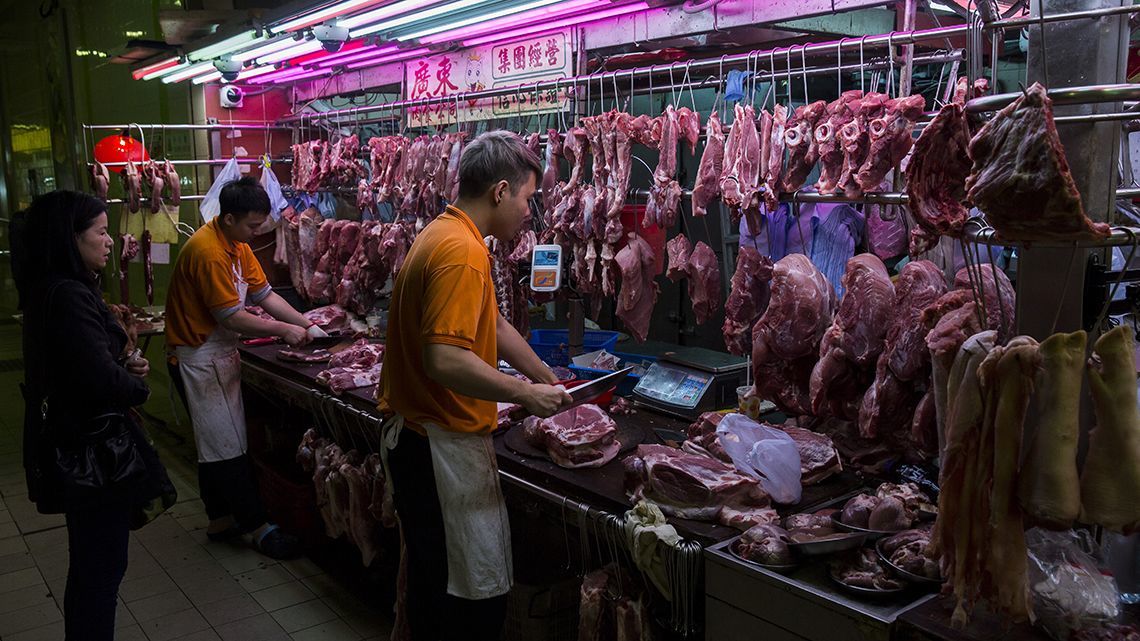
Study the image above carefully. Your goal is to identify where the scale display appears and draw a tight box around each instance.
[530,244,562,291]
[633,362,714,409]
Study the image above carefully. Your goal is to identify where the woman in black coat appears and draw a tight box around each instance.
[16,190,153,641]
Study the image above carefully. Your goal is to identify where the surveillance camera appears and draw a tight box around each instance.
[220,86,244,109]
[214,57,243,82]
[311,24,349,52]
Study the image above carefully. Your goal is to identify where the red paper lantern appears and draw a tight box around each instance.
[93,133,149,171]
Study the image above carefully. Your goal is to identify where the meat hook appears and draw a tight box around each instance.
[859,35,869,93]
[836,38,845,94]
[1094,228,1139,332]
[684,60,697,112]
[800,44,809,103]
[668,61,679,107]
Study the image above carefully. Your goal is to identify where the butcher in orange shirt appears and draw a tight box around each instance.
[377,131,570,641]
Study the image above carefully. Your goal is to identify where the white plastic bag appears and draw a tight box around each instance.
[716,413,802,504]
[259,165,289,221]
[198,157,242,224]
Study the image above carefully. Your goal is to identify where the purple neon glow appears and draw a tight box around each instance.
[316,44,402,67]
[343,47,431,70]
[419,0,600,44]
[250,65,335,85]
[462,1,648,47]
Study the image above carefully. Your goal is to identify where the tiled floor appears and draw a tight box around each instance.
[0,322,394,641]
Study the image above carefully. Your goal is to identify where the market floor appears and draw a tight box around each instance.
[0,322,394,641]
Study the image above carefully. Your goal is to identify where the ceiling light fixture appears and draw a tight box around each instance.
[273,0,390,32]
[315,44,401,67]
[418,0,598,44]
[234,35,305,62]
[395,0,563,41]
[349,0,496,37]
[131,56,180,80]
[161,61,217,83]
[461,2,647,47]
[249,65,336,85]
[343,46,430,70]
[187,30,259,62]
[254,39,325,65]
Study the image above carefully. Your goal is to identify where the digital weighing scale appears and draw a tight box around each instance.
[631,346,748,420]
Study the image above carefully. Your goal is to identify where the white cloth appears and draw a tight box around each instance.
[381,415,513,600]
[175,265,249,463]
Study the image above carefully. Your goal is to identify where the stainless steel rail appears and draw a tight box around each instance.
[965,84,1140,113]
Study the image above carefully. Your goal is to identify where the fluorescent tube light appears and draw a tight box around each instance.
[162,61,217,83]
[188,30,259,61]
[419,0,598,44]
[274,0,389,32]
[349,0,495,37]
[395,0,563,41]
[462,2,646,47]
[255,40,324,65]
[234,35,304,62]
[132,56,180,80]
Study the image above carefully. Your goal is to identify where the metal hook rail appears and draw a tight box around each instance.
[962,219,1140,248]
[278,24,971,125]
[82,123,295,132]
[965,83,1140,113]
[984,4,1140,29]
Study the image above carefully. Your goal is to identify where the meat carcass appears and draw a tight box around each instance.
[304,304,348,333]
[721,104,763,234]
[777,425,842,484]
[316,364,382,395]
[953,264,1015,340]
[907,79,973,249]
[646,105,682,230]
[692,110,725,218]
[814,90,863,194]
[722,247,773,356]
[141,229,153,305]
[623,444,775,530]
[615,234,659,343]
[119,233,139,304]
[836,92,888,198]
[163,160,181,207]
[781,100,828,193]
[342,458,382,566]
[966,82,1109,241]
[855,94,926,192]
[677,106,701,155]
[1081,326,1140,533]
[865,200,909,260]
[688,242,721,326]
[90,161,110,201]
[328,339,384,370]
[761,104,787,211]
[859,260,947,440]
[1019,330,1084,530]
[522,404,620,469]
[143,160,165,213]
[665,234,692,282]
[123,161,142,214]
[809,254,894,420]
[297,208,323,301]
[751,254,836,415]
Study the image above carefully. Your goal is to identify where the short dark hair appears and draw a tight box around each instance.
[12,190,106,309]
[457,131,542,199]
[219,176,271,220]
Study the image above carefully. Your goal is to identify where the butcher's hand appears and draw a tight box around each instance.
[519,384,573,418]
[126,353,150,378]
[281,324,311,347]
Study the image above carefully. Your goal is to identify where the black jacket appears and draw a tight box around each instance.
[21,278,150,513]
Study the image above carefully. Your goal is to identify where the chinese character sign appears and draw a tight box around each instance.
[405,30,572,127]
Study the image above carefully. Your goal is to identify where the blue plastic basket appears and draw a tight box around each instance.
[528,329,619,367]
[567,352,657,396]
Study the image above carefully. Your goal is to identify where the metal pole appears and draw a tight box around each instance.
[989,3,1140,29]
[83,123,295,131]
[898,0,918,98]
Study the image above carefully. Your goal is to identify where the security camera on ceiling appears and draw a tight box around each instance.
[214,57,242,82]
[311,24,349,53]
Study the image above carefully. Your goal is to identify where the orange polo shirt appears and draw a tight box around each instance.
[165,218,270,349]
[377,205,498,434]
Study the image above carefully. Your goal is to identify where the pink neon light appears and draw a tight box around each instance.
[250,65,334,85]
[343,47,430,70]
[419,0,600,44]
[281,0,389,32]
[462,2,648,47]
[316,44,401,67]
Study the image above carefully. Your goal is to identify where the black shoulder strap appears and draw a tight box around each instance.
[37,280,68,411]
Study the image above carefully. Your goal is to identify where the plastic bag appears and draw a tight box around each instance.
[259,165,289,221]
[715,413,802,504]
[198,157,242,224]
[1027,528,1120,641]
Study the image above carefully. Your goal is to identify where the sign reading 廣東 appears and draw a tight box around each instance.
[404,30,573,127]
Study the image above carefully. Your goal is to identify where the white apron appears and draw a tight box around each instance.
[381,415,513,600]
[175,261,250,463]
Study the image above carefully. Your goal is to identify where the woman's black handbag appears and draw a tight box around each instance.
[48,411,148,499]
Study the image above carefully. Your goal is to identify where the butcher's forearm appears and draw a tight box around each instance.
[258,292,309,328]
[424,343,530,404]
[497,315,556,384]
[219,309,296,338]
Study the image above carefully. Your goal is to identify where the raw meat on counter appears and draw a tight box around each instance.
[751,254,836,416]
[734,523,793,566]
[328,339,384,369]
[522,404,620,469]
[966,82,1110,242]
[623,444,776,530]
[829,547,906,591]
[683,411,842,485]
[303,304,349,333]
[881,529,940,580]
[722,247,773,356]
[316,365,382,395]
[809,254,895,420]
[277,348,332,364]
[1073,626,1140,641]
[1080,326,1140,533]
[838,482,930,532]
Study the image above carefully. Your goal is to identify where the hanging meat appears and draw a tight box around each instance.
[163,160,180,207]
[541,130,563,220]
[122,161,142,214]
[809,254,895,420]
[1019,330,1084,530]
[761,104,787,211]
[645,105,683,230]
[836,92,888,198]
[751,254,836,415]
[90,161,110,201]
[615,233,659,342]
[966,82,1110,241]
[907,78,973,256]
[720,103,763,234]
[119,233,139,304]
[722,246,773,356]
[814,90,864,194]
[692,110,725,218]
[1080,326,1140,533]
[855,94,926,192]
[665,234,692,282]
[859,260,947,443]
[141,229,153,305]
[780,100,828,193]
[142,160,165,213]
[687,242,721,326]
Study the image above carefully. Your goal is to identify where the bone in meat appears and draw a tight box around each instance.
[781,100,828,193]
[855,94,925,192]
[762,104,786,212]
[814,90,864,194]
[907,80,972,246]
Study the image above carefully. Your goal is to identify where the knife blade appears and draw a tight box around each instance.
[507,366,634,422]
